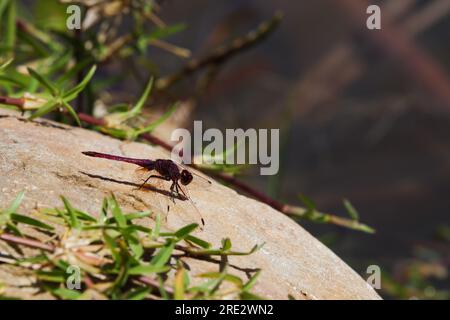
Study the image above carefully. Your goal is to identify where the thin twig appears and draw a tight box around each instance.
[0,233,55,252]
[155,12,283,91]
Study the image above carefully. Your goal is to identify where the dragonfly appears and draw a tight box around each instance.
[82,151,211,228]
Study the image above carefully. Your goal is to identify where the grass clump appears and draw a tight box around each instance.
[0,193,264,300]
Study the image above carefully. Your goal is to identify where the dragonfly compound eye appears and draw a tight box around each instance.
[180,170,193,185]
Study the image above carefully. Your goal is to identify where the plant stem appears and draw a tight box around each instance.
[155,12,283,91]
[0,233,55,252]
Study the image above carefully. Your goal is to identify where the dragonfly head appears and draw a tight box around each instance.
[180,169,193,185]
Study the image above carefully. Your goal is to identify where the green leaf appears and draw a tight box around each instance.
[343,199,359,220]
[0,0,11,21]
[57,59,92,85]
[18,28,51,58]
[151,213,161,240]
[124,287,151,300]
[133,102,179,137]
[52,288,82,300]
[6,222,22,236]
[150,241,174,268]
[249,243,265,254]
[148,23,186,40]
[103,230,121,266]
[198,272,243,287]
[193,269,228,295]
[28,99,58,120]
[242,270,261,291]
[185,235,211,249]
[1,192,25,229]
[124,231,144,259]
[27,67,59,96]
[128,264,170,275]
[298,194,316,211]
[157,276,169,300]
[4,191,25,215]
[74,209,97,222]
[0,58,13,72]
[99,197,109,223]
[61,100,81,126]
[61,196,80,229]
[174,223,198,239]
[240,291,264,300]
[5,0,16,55]
[36,270,65,283]
[10,213,54,230]
[221,238,232,251]
[124,212,152,221]
[62,65,97,101]
[129,78,153,117]
[109,195,127,228]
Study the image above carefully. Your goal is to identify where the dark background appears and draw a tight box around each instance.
[153,0,450,297]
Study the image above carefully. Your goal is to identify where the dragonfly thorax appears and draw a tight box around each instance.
[155,159,181,181]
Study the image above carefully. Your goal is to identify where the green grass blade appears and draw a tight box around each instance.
[62,65,97,101]
[174,223,198,239]
[129,77,153,117]
[343,199,359,220]
[27,67,59,96]
[4,191,25,215]
[52,288,82,300]
[61,196,80,229]
[109,195,127,228]
[242,270,261,292]
[0,58,13,72]
[11,213,54,230]
[124,287,151,300]
[61,100,81,126]
[5,0,16,56]
[221,238,232,251]
[28,99,58,120]
[128,264,170,275]
[185,235,211,249]
[133,102,179,136]
[150,241,174,268]
[151,213,161,240]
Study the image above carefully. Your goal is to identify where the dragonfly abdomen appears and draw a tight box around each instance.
[82,151,155,169]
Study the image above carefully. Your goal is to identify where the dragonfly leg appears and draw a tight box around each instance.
[169,182,177,204]
[175,182,187,199]
[139,174,170,190]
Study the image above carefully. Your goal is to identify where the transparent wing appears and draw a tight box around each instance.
[177,182,205,229]
[171,159,213,189]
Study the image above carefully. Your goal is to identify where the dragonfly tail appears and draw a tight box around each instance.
[82,151,154,168]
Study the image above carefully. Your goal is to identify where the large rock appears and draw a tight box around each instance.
[0,109,380,299]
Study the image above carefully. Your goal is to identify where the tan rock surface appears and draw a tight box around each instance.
[0,109,380,299]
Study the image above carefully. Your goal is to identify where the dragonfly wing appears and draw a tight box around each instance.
[177,183,205,229]
[170,159,213,189]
